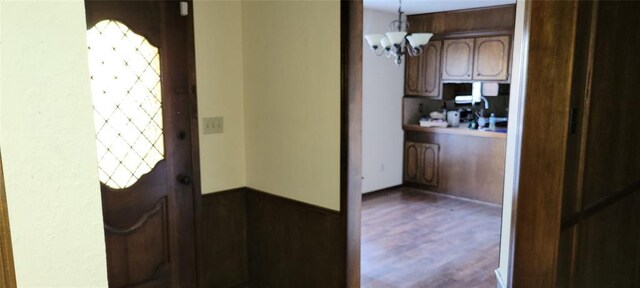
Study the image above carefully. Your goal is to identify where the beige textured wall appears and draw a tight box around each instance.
[0,0,109,286]
[242,0,341,210]
[194,0,247,193]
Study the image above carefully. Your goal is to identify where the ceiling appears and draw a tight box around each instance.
[363,0,516,15]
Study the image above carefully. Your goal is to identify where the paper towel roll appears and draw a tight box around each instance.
[482,83,499,96]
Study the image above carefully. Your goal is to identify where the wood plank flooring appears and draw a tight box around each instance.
[361,187,501,288]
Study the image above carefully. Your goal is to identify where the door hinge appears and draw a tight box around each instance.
[180,1,189,16]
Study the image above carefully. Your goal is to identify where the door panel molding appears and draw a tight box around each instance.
[104,197,166,234]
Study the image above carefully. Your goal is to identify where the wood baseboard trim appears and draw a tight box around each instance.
[362,185,403,199]
[202,187,247,198]
[403,183,503,207]
[415,187,502,208]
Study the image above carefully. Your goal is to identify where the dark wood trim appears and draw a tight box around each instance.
[0,152,16,288]
[183,1,204,286]
[431,29,514,41]
[561,180,640,230]
[407,4,515,37]
[180,0,202,285]
[246,188,339,216]
[408,4,517,17]
[202,187,247,199]
[510,1,579,287]
[341,0,363,287]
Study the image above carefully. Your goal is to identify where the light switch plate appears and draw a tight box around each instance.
[203,117,223,134]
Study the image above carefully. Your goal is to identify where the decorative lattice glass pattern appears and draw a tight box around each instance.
[87,20,164,189]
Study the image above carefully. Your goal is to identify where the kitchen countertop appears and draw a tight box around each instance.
[403,124,508,139]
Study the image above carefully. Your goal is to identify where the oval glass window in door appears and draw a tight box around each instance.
[87,20,164,189]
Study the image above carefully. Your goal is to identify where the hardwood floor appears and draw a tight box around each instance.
[361,187,501,288]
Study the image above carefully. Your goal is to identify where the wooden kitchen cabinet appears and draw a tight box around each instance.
[404,50,421,96]
[441,36,511,81]
[405,41,442,97]
[404,141,440,187]
[442,38,474,80]
[474,36,510,80]
[404,142,421,183]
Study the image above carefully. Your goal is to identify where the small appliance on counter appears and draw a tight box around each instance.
[446,111,460,127]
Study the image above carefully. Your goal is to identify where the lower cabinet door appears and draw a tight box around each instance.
[404,142,421,183]
[419,143,440,187]
[404,142,440,187]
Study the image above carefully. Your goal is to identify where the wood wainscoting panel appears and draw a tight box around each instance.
[247,188,342,288]
[408,5,516,35]
[199,188,249,288]
[198,187,343,288]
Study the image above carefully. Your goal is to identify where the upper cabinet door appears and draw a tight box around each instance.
[474,36,511,80]
[442,39,474,80]
[404,49,422,96]
[404,40,442,97]
[421,40,442,97]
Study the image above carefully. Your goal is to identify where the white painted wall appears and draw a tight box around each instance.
[497,1,527,286]
[0,0,109,286]
[362,9,404,193]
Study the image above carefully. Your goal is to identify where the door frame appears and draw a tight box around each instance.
[0,152,17,288]
[341,0,574,287]
[185,0,204,285]
[184,0,205,285]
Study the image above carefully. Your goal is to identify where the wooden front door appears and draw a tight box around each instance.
[85,1,197,286]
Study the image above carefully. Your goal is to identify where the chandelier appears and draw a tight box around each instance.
[364,0,433,65]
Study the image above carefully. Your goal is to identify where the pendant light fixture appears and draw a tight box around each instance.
[364,0,433,65]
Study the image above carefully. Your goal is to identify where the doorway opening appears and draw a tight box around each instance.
[346,1,528,286]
